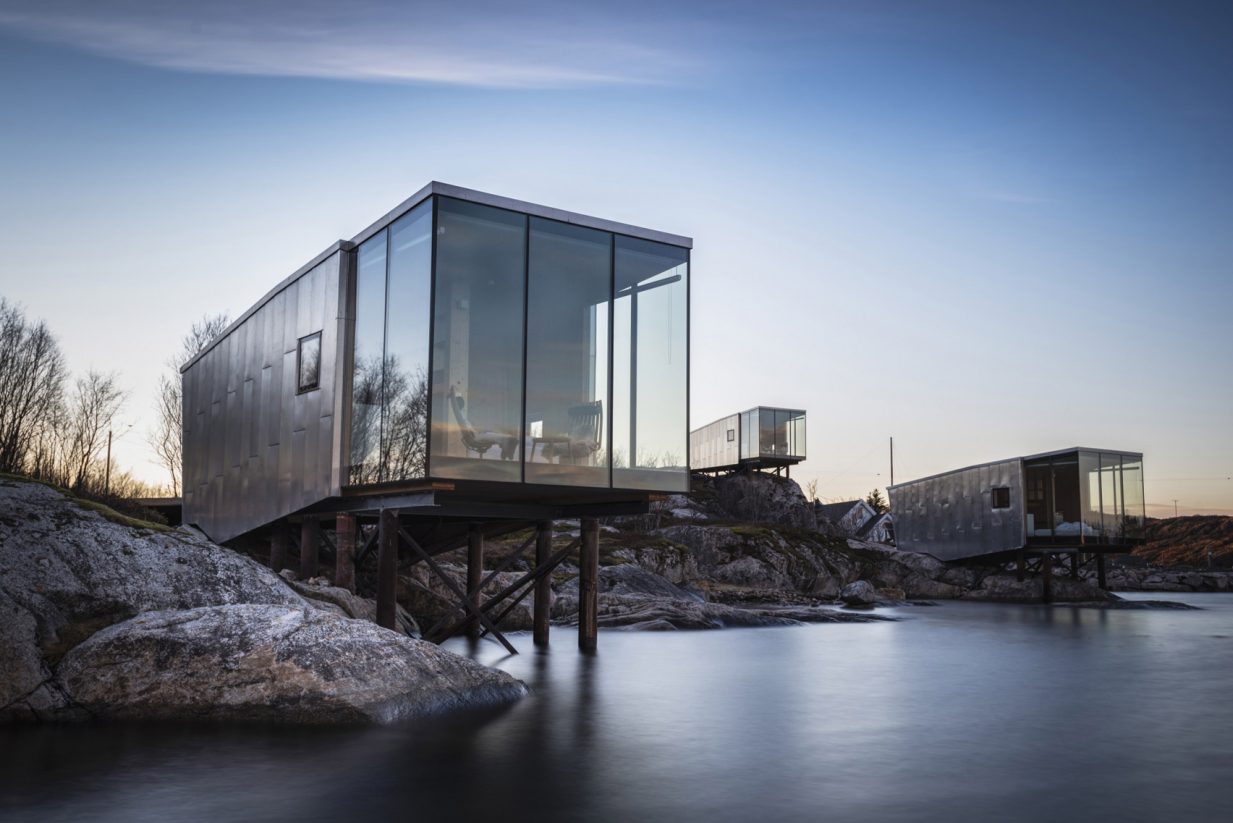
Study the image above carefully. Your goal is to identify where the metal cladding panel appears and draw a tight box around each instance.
[181,251,346,542]
[690,414,741,470]
[889,458,1026,562]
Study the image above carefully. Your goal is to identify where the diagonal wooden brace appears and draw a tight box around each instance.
[398,527,519,655]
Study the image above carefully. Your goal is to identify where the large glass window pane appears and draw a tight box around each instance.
[612,237,688,491]
[1101,453,1125,542]
[1079,451,1102,543]
[430,198,526,482]
[789,412,806,458]
[381,202,432,481]
[1122,457,1145,540]
[348,230,387,485]
[525,218,611,487]
[758,408,774,456]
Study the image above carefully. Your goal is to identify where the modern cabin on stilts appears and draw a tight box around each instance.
[180,182,692,653]
[888,448,1147,602]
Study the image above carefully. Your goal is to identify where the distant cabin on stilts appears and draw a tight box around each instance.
[888,448,1146,601]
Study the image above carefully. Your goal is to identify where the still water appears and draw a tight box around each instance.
[3,594,1230,823]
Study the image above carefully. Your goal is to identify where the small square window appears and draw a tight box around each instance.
[991,486,1010,509]
[297,332,321,393]
[726,429,735,442]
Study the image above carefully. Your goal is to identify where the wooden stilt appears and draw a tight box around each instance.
[270,521,288,572]
[1070,551,1080,580]
[300,520,320,580]
[466,524,484,638]
[1042,552,1053,604]
[335,513,356,593]
[534,520,553,647]
[376,509,399,630]
[1016,548,1025,582]
[579,517,599,652]
[1097,553,1107,590]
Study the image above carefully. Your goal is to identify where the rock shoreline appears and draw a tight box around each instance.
[0,479,525,725]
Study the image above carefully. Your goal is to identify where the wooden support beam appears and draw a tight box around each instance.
[1016,548,1025,582]
[335,513,356,593]
[441,537,577,645]
[376,509,399,630]
[1070,551,1080,580]
[1097,553,1107,590]
[270,521,289,573]
[300,520,320,580]
[1041,552,1053,604]
[579,517,599,652]
[534,520,553,647]
[399,527,518,655]
[466,524,484,639]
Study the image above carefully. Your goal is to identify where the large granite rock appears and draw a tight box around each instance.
[57,605,526,724]
[0,478,525,724]
[840,580,877,606]
[710,473,818,530]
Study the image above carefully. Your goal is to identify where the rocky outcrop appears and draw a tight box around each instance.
[840,580,877,606]
[57,605,526,724]
[282,572,421,638]
[0,478,525,724]
[960,574,1114,604]
[706,473,818,530]
[550,563,892,630]
[1103,567,1232,593]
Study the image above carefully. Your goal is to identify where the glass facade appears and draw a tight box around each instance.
[348,229,388,485]
[736,407,806,460]
[430,198,527,482]
[525,218,611,487]
[346,201,433,485]
[612,236,689,491]
[347,194,689,493]
[381,204,432,481]
[1026,450,1144,544]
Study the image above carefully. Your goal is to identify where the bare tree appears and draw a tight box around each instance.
[64,370,126,492]
[0,298,68,474]
[149,313,229,495]
[804,478,819,502]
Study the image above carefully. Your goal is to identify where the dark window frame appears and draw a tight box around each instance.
[991,486,1011,510]
[297,331,322,394]
[726,429,735,442]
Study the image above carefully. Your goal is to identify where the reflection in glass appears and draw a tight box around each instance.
[1079,451,1103,542]
[348,230,387,485]
[1100,453,1124,541]
[430,198,526,482]
[612,237,688,491]
[525,218,611,486]
[1122,457,1145,540]
[381,202,432,481]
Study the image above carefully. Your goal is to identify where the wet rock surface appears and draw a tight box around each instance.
[58,605,526,724]
[0,479,525,724]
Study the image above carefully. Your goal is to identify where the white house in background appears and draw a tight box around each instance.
[816,499,878,536]
[857,512,895,545]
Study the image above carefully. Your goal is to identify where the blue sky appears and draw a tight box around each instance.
[1,0,1230,513]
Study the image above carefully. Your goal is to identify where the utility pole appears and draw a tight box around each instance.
[889,436,894,486]
[1173,499,1179,518]
[105,429,112,495]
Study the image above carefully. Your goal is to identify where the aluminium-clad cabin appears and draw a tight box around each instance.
[181,182,691,545]
[690,407,806,473]
[888,447,1146,565]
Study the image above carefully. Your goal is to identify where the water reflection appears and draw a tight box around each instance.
[2,595,1230,823]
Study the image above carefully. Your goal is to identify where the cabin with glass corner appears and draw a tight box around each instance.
[690,407,806,475]
[888,448,1146,588]
[180,183,690,546]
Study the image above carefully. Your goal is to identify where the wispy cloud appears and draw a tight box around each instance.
[0,0,706,88]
